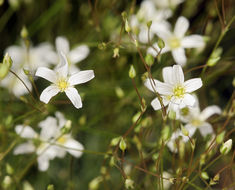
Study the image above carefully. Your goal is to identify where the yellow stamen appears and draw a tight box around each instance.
[169,37,181,49]
[173,85,185,98]
[57,79,69,92]
[57,136,66,144]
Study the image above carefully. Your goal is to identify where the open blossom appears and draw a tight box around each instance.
[13,112,84,171]
[179,95,221,138]
[0,42,54,97]
[130,0,171,43]
[148,16,205,66]
[49,36,90,74]
[145,65,202,112]
[35,51,94,109]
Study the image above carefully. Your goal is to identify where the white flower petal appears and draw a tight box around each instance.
[38,117,59,140]
[68,70,94,86]
[13,142,35,155]
[184,124,196,138]
[37,154,51,171]
[151,97,169,110]
[56,51,69,78]
[65,87,82,109]
[15,125,37,138]
[162,66,173,84]
[172,48,187,66]
[145,78,173,95]
[69,45,90,63]
[181,35,205,48]
[184,78,202,93]
[5,45,24,68]
[182,93,196,107]
[198,122,214,137]
[174,16,189,38]
[56,36,70,54]
[35,67,57,83]
[64,138,84,157]
[172,65,184,84]
[200,105,221,121]
[40,85,60,104]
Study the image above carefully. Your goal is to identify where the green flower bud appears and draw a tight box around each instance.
[0,53,12,79]
[89,176,103,190]
[161,125,170,141]
[47,185,54,190]
[2,176,12,189]
[147,20,152,28]
[216,131,225,144]
[110,136,121,146]
[125,19,131,33]
[113,48,119,58]
[129,65,136,78]
[145,54,154,66]
[201,172,209,180]
[181,125,189,136]
[157,38,165,49]
[21,26,28,39]
[6,163,14,175]
[119,137,127,152]
[115,86,124,98]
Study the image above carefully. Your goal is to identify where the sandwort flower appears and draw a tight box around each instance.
[0,42,54,97]
[13,112,84,171]
[148,16,205,66]
[179,95,221,138]
[145,65,202,112]
[51,36,90,74]
[35,51,94,109]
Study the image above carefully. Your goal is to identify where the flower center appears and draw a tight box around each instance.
[57,79,69,92]
[169,37,181,49]
[57,136,66,144]
[191,119,202,127]
[173,85,185,98]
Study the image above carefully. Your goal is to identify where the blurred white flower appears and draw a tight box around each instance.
[180,95,221,138]
[35,51,94,109]
[51,36,90,74]
[0,42,55,97]
[13,112,84,171]
[129,0,171,43]
[148,16,205,66]
[145,65,202,112]
[153,0,185,9]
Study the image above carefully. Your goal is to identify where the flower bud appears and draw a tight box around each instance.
[113,48,119,58]
[125,19,131,33]
[115,86,124,98]
[110,136,121,146]
[201,172,209,180]
[157,38,165,49]
[2,176,12,189]
[89,176,103,190]
[98,42,106,50]
[216,131,225,144]
[0,53,12,79]
[168,110,176,120]
[119,137,127,152]
[47,185,54,190]
[220,139,232,155]
[181,125,189,136]
[145,54,154,66]
[147,20,152,28]
[21,26,28,39]
[6,163,14,175]
[23,181,34,190]
[129,65,136,78]
[161,125,170,141]
[125,178,134,189]
[60,120,72,134]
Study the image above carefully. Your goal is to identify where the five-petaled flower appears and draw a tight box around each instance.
[145,65,202,112]
[148,16,205,66]
[35,51,94,109]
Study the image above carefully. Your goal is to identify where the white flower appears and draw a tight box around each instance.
[145,65,202,112]
[148,16,205,66]
[35,51,94,109]
[153,0,185,9]
[50,36,90,74]
[180,95,221,138]
[13,112,84,171]
[0,42,54,97]
[129,0,171,43]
